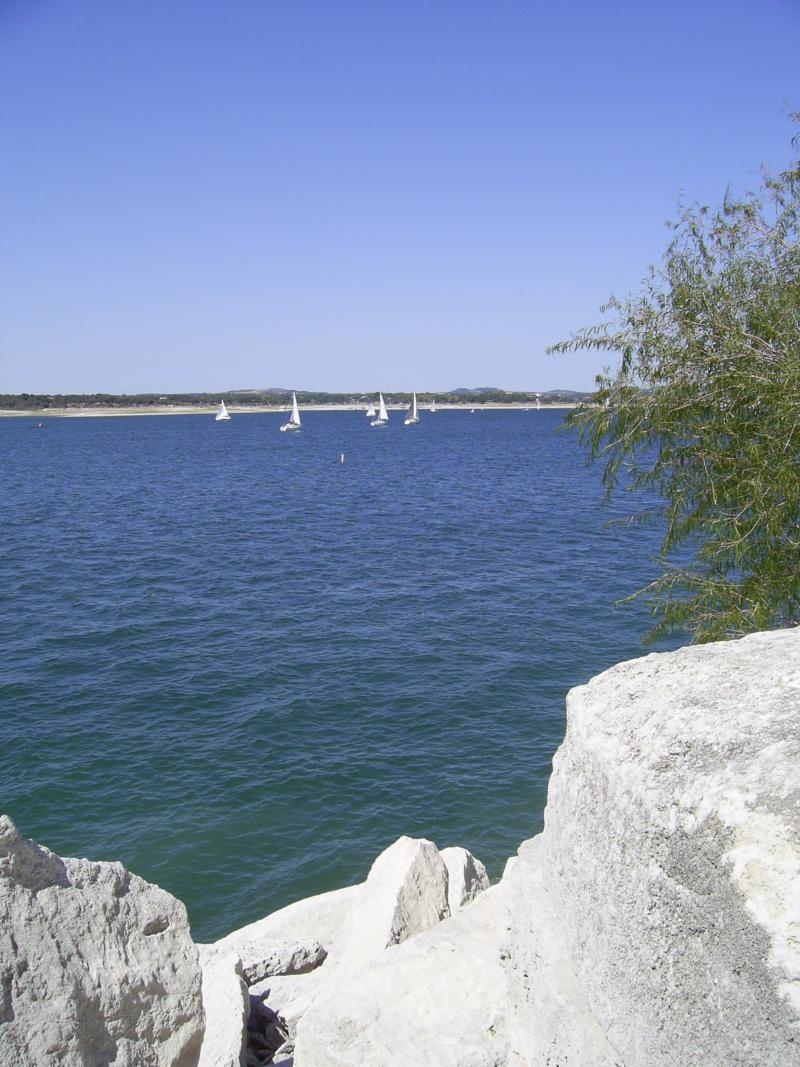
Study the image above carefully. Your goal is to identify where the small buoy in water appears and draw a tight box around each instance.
[339,452,345,464]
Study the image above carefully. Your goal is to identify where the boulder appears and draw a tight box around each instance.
[250,966,331,1042]
[0,815,204,1067]
[205,883,361,1057]
[234,938,326,986]
[197,947,249,1067]
[284,631,800,1065]
[293,882,510,1066]
[230,837,453,1048]
[336,836,450,969]
[509,628,800,1067]
[440,845,490,910]
[210,883,359,970]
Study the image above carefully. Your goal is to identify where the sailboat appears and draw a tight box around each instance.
[371,393,389,427]
[280,392,302,432]
[215,400,231,421]
[404,393,420,426]
[429,398,438,413]
[365,402,376,418]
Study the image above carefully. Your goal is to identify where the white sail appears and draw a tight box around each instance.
[430,398,437,413]
[371,392,389,426]
[215,400,231,421]
[366,403,376,417]
[404,392,420,425]
[280,392,302,432]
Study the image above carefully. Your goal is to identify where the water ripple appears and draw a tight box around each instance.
[0,410,671,939]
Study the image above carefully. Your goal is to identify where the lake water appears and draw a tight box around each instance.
[0,409,670,941]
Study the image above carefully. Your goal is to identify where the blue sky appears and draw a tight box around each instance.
[1,0,798,394]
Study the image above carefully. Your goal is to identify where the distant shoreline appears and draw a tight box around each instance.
[0,403,579,418]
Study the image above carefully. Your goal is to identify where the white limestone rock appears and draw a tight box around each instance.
[501,855,518,880]
[440,845,490,910]
[211,883,359,971]
[235,837,452,1048]
[503,837,623,1066]
[234,938,326,986]
[197,947,249,1067]
[518,628,800,1067]
[0,815,204,1067]
[336,836,450,970]
[250,965,331,1043]
[208,884,360,1051]
[293,882,510,1067]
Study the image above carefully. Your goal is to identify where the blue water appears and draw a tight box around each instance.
[0,410,670,940]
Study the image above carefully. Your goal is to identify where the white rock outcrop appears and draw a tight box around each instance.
[281,629,800,1066]
[293,882,510,1067]
[235,938,327,986]
[208,883,360,1048]
[503,838,624,1067]
[440,845,490,910]
[335,836,450,969]
[197,947,249,1067]
[6,630,797,1066]
[0,815,204,1067]
[251,965,331,1046]
[507,628,800,1066]
[211,883,360,970]
[211,837,489,1058]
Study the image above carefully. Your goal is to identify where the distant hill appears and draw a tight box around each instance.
[450,386,504,395]
[450,387,591,400]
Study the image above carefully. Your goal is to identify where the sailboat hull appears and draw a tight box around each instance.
[404,416,420,425]
[280,422,301,432]
[215,414,231,421]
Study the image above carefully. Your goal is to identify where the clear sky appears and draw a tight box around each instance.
[1,0,798,394]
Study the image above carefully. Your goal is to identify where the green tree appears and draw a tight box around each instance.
[549,126,800,644]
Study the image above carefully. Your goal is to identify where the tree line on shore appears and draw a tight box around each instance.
[0,388,590,411]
